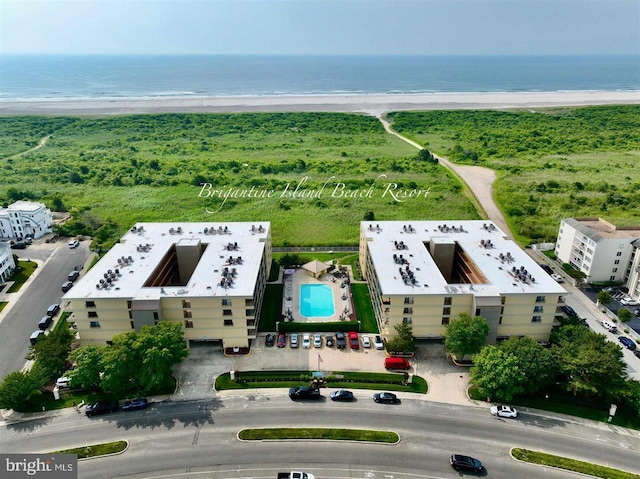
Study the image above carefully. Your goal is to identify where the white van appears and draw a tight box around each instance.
[601,321,618,333]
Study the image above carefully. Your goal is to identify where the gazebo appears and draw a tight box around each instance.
[301,259,330,278]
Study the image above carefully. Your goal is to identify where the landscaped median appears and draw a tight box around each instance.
[511,448,640,479]
[238,428,399,444]
[52,441,128,459]
[215,370,427,394]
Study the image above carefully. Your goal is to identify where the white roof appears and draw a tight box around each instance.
[362,220,566,296]
[64,222,270,300]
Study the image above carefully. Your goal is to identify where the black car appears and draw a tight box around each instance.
[325,335,335,347]
[450,454,483,473]
[10,242,27,250]
[561,305,576,317]
[538,263,553,275]
[46,303,60,317]
[85,400,119,416]
[634,349,640,359]
[67,270,80,282]
[265,333,275,347]
[618,336,637,351]
[329,390,355,401]
[121,398,149,411]
[61,281,74,293]
[38,316,53,330]
[373,392,400,404]
[335,332,347,349]
[289,386,321,400]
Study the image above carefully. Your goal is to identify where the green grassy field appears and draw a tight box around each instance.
[0,112,477,247]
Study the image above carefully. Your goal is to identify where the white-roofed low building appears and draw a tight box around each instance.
[63,222,271,348]
[359,220,567,343]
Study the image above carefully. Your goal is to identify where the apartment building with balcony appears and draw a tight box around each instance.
[555,218,640,288]
[0,241,17,282]
[0,200,53,241]
[63,222,272,348]
[360,220,567,343]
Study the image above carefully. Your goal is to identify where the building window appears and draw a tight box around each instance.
[531,316,542,323]
[444,297,452,305]
[246,309,255,316]
[404,297,414,304]
[403,307,413,314]
[153,312,159,320]
[90,321,101,328]
[614,260,620,265]
[182,300,191,308]
[88,311,98,318]
[128,311,133,319]
[612,268,618,273]
[127,300,132,309]
[183,310,192,319]
[475,308,481,317]
[610,276,616,281]
[222,299,232,306]
[535,295,545,303]
[85,301,96,308]
[534,306,544,313]
[224,319,234,326]
[223,309,233,316]
[441,318,450,325]
[184,320,194,328]
[402,317,412,324]
[130,321,134,329]
[442,307,451,315]
[616,251,622,256]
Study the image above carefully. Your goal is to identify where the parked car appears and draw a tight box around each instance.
[67,270,80,282]
[38,316,53,330]
[290,333,299,348]
[10,242,27,250]
[121,398,149,411]
[538,263,553,275]
[551,273,564,283]
[601,320,618,333]
[633,309,640,317]
[313,334,322,348]
[55,376,71,388]
[335,332,347,349]
[490,404,518,418]
[561,305,576,317]
[450,454,483,474]
[85,400,119,416]
[46,303,60,317]
[620,297,639,306]
[277,332,286,348]
[289,386,321,400]
[373,392,400,404]
[618,336,637,351]
[361,335,371,348]
[302,334,311,349]
[265,333,275,347]
[329,390,355,401]
[29,330,44,345]
[61,281,74,293]
[634,350,640,359]
[348,331,359,349]
[373,335,384,350]
[325,335,335,347]
[68,239,80,249]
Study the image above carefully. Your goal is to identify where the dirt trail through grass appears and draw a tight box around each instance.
[6,134,51,160]
[378,115,513,239]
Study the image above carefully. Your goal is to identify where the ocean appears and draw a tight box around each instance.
[0,54,638,100]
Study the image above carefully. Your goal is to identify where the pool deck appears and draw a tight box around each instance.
[283,267,354,323]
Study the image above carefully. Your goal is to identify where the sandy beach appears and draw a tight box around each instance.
[0,91,638,116]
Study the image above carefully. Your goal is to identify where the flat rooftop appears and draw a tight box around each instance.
[64,222,270,300]
[565,218,640,240]
[362,220,566,296]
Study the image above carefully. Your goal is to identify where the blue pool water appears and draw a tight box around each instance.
[300,284,335,318]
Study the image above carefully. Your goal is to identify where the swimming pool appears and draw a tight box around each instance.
[300,284,335,318]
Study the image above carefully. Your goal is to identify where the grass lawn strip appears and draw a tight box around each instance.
[51,440,128,460]
[238,428,398,443]
[511,448,640,479]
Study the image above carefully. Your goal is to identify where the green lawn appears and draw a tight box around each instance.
[52,441,128,459]
[238,428,399,443]
[6,260,38,293]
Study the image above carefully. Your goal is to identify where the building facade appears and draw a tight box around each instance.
[63,222,272,348]
[555,218,640,287]
[360,221,567,343]
[0,200,54,241]
[0,242,17,283]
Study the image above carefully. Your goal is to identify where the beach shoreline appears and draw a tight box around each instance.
[1,90,638,116]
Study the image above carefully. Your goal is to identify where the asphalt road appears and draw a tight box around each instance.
[2,395,638,479]
[0,240,90,380]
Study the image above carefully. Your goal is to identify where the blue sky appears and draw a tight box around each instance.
[1,0,638,55]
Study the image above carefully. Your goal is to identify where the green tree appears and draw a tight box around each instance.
[597,291,612,307]
[384,322,416,353]
[26,325,75,380]
[68,345,104,390]
[617,309,632,323]
[470,347,526,402]
[498,337,557,395]
[0,369,46,411]
[551,325,626,400]
[445,313,490,360]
